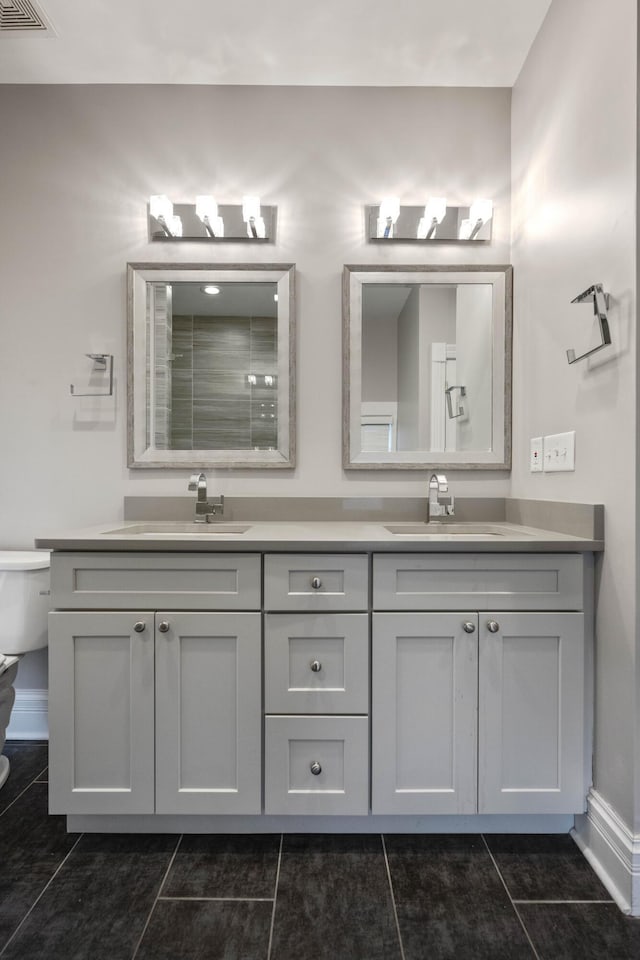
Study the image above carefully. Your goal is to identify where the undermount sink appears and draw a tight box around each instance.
[384,523,527,538]
[103,522,251,536]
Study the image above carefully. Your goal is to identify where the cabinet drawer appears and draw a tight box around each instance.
[264,555,368,611]
[51,553,261,610]
[373,553,583,611]
[264,715,369,815]
[265,614,369,714]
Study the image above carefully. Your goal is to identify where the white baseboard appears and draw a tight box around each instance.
[5,688,48,741]
[573,788,640,916]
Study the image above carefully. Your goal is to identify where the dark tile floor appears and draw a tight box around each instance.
[1,742,640,959]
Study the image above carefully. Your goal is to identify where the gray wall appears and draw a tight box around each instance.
[511,0,637,827]
[0,83,511,694]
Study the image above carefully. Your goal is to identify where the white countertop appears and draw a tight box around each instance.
[35,519,603,553]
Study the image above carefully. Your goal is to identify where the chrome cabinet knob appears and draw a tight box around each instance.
[487,620,500,633]
[158,621,170,633]
[133,621,146,633]
[310,761,322,776]
[310,660,322,673]
[311,577,322,590]
[462,621,476,634]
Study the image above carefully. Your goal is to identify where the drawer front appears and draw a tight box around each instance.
[264,555,368,611]
[264,715,369,815]
[51,553,261,610]
[373,553,584,611]
[265,614,369,714]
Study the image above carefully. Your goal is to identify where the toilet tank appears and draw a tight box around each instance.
[0,551,51,654]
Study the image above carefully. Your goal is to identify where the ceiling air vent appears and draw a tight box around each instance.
[0,0,55,36]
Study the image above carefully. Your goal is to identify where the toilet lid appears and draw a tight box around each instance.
[0,551,50,571]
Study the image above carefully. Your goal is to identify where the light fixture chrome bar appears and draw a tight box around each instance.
[566,283,612,364]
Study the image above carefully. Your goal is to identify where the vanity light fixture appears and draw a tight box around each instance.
[377,197,401,239]
[195,196,224,238]
[367,196,493,242]
[242,196,266,239]
[149,195,183,238]
[417,197,447,239]
[459,199,493,240]
[148,194,276,241]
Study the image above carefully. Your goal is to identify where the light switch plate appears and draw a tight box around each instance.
[530,437,543,472]
[543,431,576,472]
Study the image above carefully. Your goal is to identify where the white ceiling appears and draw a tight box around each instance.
[0,0,553,86]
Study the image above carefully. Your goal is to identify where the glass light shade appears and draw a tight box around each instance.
[209,215,225,237]
[149,194,173,221]
[376,216,393,239]
[195,195,218,222]
[416,216,429,240]
[424,197,447,224]
[458,218,473,240]
[242,195,262,222]
[379,197,400,223]
[168,215,183,237]
[469,198,493,224]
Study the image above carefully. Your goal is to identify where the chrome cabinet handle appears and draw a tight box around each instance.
[133,621,146,633]
[310,761,322,776]
[462,621,476,634]
[310,660,322,673]
[158,621,170,633]
[487,620,500,633]
[311,577,322,590]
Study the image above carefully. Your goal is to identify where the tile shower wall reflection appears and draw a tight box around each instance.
[166,315,278,450]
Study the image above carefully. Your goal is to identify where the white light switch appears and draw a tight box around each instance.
[530,437,543,472]
[543,431,575,472]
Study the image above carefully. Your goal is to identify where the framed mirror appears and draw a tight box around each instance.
[343,264,512,470]
[127,262,295,468]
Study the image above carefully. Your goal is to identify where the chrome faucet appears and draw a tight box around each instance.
[188,473,224,523]
[427,473,455,522]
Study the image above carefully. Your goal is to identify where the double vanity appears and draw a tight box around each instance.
[37,497,602,834]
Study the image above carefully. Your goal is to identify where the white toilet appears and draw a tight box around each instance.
[0,550,51,789]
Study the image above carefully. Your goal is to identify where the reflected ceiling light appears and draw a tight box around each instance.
[202,285,220,296]
[377,197,400,238]
[460,198,493,240]
[195,195,224,238]
[417,197,447,239]
[273,293,278,302]
[149,194,182,238]
[242,195,266,238]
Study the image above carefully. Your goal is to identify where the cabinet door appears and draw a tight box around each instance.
[48,611,155,815]
[155,612,261,814]
[372,612,477,814]
[479,612,585,814]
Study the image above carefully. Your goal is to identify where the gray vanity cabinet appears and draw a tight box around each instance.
[478,612,584,814]
[263,554,370,815]
[48,553,262,817]
[371,554,589,816]
[48,610,155,815]
[372,612,478,815]
[155,611,261,815]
